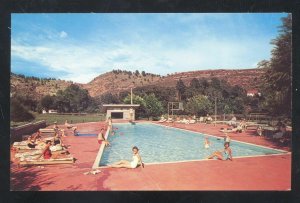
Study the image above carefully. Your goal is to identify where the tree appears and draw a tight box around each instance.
[176,79,186,101]
[40,95,54,110]
[190,78,200,89]
[123,94,146,119]
[135,70,140,76]
[53,84,93,113]
[261,14,292,116]
[185,95,212,116]
[143,93,164,119]
[198,78,209,94]
[141,71,146,77]
[100,92,119,104]
[11,97,35,122]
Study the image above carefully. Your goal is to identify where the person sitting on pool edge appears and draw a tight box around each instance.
[97,128,110,146]
[109,146,144,169]
[207,142,233,161]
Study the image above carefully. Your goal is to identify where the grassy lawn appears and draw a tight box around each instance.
[11,113,106,127]
[35,113,106,125]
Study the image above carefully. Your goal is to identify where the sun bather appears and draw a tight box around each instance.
[65,120,74,129]
[228,115,237,126]
[36,140,70,160]
[207,142,233,161]
[158,115,167,123]
[109,146,143,169]
[166,117,174,123]
[220,124,243,133]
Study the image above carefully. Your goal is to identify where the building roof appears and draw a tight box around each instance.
[102,104,140,110]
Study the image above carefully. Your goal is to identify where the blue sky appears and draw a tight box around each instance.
[11,13,288,83]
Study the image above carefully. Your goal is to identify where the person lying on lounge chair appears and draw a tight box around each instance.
[220,125,243,133]
[35,140,70,160]
[65,120,74,128]
[207,142,232,161]
[273,124,286,139]
[158,116,167,123]
[205,115,213,124]
[109,146,144,169]
[189,118,196,124]
[26,132,46,149]
[228,115,237,126]
[166,117,174,123]
[182,118,189,124]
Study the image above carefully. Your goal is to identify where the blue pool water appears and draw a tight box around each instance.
[76,133,97,136]
[99,123,285,166]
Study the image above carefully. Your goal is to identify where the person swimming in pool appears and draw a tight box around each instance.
[204,136,211,149]
[207,142,233,161]
[109,146,144,169]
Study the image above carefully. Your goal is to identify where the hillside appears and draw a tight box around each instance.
[84,68,265,97]
[10,68,266,99]
[154,68,266,90]
[10,73,74,100]
[83,71,161,97]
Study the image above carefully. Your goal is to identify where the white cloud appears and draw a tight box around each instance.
[59,31,68,38]
[11,34,271,84]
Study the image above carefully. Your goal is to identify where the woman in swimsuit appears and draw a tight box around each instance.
[109,146,143,169]
[36,140,69,159]
[27,136,37,149]
[207,142,233,161]
[36,140,53,159]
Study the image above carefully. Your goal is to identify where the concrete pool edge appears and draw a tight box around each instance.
[95,152,291,169]
[94,122,288,168]
[152,122,289,153]
[92,127,110,169]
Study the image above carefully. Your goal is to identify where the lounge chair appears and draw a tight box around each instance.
[189,119,196,124]
[15,149,69,160]
[182,119,189,124]
[39,128,55,133]
[158,119,167,123]
[19,156,74,166]
[166,118,174,123]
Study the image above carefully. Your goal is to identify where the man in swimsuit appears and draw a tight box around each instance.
[97,128,110,146]
[109,146,143,168]
[207,142,233,161]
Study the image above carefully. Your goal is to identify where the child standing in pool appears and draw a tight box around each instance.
[204,136,211,149]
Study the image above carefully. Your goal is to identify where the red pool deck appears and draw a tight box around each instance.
[10,121,291,191]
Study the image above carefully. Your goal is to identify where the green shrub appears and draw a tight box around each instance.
[10,97,35,122]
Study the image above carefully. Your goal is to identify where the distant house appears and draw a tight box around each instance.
[247,89,261,97]
[48,109,58,114]
[42,109,47,114]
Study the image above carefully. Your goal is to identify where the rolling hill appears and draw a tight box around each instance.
[10,68,266,99]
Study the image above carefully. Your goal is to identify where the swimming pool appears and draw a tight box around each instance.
[99,123,286,166]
